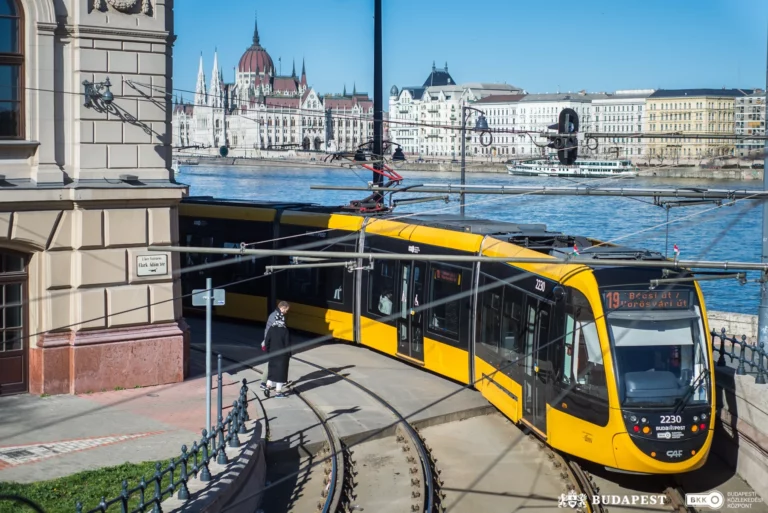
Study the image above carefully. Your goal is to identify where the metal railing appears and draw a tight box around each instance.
[75,356,251,513]
[712,328,768,384]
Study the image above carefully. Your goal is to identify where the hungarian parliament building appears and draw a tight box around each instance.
[172,17,377,153]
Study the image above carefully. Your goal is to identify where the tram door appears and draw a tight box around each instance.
[522,299,552,434]
[396,261,426,363]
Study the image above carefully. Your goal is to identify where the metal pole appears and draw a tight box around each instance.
[149,245,768,271]
[460,106,467,216]
[372,0,383,188]
[217,353,223,423]
[759,22,768,349]
[206,277,212,432]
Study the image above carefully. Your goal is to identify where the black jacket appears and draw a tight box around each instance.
[266,325,291,383]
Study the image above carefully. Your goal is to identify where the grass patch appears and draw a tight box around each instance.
[0,458,187,513]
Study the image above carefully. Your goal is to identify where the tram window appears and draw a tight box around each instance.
[428,264,461,338]
[477,277,502,355]
[500,287,524,360]
[368,259,396,316]
[561,290,607,398]
[287,267,318,299]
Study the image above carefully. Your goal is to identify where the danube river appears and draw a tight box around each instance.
[178,165,763,316]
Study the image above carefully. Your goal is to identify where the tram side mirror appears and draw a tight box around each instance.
[552,286,566,302]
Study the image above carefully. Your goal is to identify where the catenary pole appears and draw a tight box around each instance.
[759,22,768,360]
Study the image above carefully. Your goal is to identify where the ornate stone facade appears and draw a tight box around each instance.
[0,0,186,396]
[172,14,375,154]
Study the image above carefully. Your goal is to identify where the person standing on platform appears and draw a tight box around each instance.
[260,301,290,391]
[265,309,292,398]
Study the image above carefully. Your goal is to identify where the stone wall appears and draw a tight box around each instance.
[713,367,768,504]
[0,0,188,396]
[708,311,759,344]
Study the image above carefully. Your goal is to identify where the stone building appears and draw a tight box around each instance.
[0,0,186,396]
[172,15,375,154]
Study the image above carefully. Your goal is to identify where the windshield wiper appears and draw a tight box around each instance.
[674,369,709,414]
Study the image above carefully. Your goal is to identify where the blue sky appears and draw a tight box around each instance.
[173,0,768,102]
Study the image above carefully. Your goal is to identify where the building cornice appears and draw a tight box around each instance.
[61,24,172,43]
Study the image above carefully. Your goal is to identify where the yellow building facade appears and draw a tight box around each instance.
[644,89,752,164]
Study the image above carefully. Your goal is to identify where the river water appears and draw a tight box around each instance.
[178,165,763,315]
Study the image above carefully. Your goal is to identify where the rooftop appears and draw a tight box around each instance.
[520,92,610,102]
[473,94,527,104]
[649,88,754,98]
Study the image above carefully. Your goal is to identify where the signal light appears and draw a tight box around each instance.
[692,425,699,432]
[546,108,579,166]
[633,425,639,432]
[642,426,650,434]
[651,451,657,458]
[700,423,706,431]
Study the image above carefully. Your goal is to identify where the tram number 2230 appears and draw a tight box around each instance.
[660,415,682,424]
[535,279,546,292]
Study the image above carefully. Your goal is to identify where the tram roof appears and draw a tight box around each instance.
[182,197,666,261]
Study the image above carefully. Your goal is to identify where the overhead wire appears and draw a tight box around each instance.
[0,171,750,510]
[3,81,764,145]
[213,180,755,510]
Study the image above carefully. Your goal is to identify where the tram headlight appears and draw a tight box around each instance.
[701,413,707,420]
[641,417,647,423]
[630,415,637,423]
[693,416,699,422]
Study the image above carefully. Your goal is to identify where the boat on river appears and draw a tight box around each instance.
[506,158,638,178]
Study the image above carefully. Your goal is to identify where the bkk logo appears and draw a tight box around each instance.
[685,491,724,510]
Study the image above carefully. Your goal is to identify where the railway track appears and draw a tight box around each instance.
[532,430,697,513]
[198,345,442,512]
[290,387,346,513]
[292,355,444,513]
[194,343,713,513]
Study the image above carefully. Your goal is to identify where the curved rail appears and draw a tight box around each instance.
[288,387,344,513]
[189,346,344,512]
[665,484,697,513]
[293,356,436,513]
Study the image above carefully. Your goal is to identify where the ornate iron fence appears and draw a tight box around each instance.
[76,372,251,513]
[712,328,767,384]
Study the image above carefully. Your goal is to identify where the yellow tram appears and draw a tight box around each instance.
[179,197,715,475]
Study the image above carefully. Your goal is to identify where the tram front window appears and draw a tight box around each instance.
[607,309,709,408]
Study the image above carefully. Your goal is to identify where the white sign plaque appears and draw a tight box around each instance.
[137,254,168,277]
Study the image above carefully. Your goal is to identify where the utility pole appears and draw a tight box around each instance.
[759,22,768,362]
[372,0,383,193]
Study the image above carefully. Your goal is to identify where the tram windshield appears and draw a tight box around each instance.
[603,290,710,408]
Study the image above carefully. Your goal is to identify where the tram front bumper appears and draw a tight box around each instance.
[610,430,713,474]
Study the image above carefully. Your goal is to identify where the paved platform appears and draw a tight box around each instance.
[185,317,496,457]
[0,340,249,484]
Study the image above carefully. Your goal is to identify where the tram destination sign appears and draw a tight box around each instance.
[603,290,690,310]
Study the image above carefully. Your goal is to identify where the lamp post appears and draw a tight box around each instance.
[460,105,489,216]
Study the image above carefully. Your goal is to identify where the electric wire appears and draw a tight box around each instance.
[5,82,762,143]
[1,184,747,510]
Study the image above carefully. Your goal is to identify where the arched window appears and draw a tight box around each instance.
[0,0,23,138]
